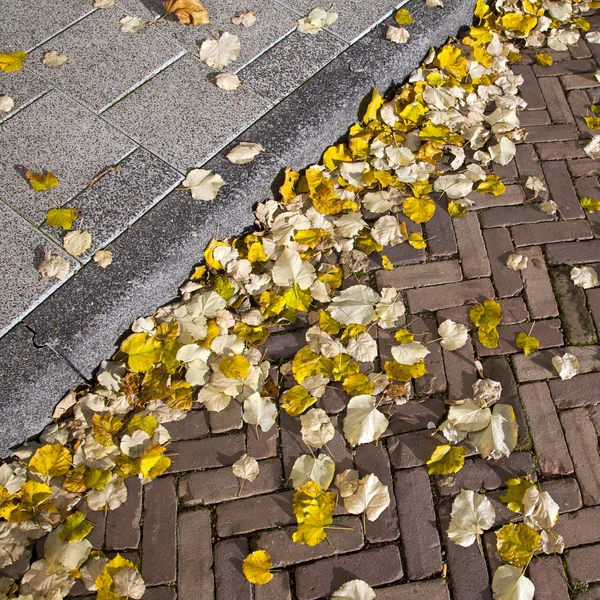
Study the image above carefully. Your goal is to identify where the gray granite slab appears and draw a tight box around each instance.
[104,54,272,172]
[28,7,186,113]
[0,324,83,456]
[0,202,79,337]
[40,148,183,260]
[239,29,347,103]
[0,68,50,120]
[0,0,94,52]
[274,0,401,43]
[0,90,136,224]
[117,0,298,71]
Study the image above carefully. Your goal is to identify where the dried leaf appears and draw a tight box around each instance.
[63,230,92,256]
[200,32,240,69]
[164,0,209,25]
[42,50,68,67]
[94,249,113,268]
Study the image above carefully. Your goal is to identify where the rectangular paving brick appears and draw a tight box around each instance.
[178,458,283,506]
[411,316,447,395]
[166,433,245,473]
[263,329,307,361]
[514,220,592,247]
[555,506,600,547]
[387,430,440,470]
[524,124,579,143]
[519,109,551,126]
[247,417,279,459]
[256,516,363,567]
[560,408,600,506]
[549,372,600,409]
[394,467,442,580]
[493,159,518,184]
[376,580,450,600]
[295,545,403,600]
[424,195,458,257]
[568,158,600,178]
[208,401,243,433]
[512,345,600,382]
[518,246,559,318]
[533,58,597,77]
[535,141,587,160]
[178,509,214,600]
[566,544,600,584]
[164,410,209,441]
[406,279,494,313]
[562,73,600,90]
[384,398,447,436]
[518,382,574,476]
[483,228,523,298]
[468,184,526,209]
[442,336,478,400]
[546,240,600,265]
[529,556,571,600]
[479,205,554,228]
[512,64,546,109]
[515,145,547,197]
[142,476,177,586]
[538,77,574,124]
[453,211,491,278]
[105,477,142,551]
[255,572,291,600]
[437,452,536,497]
[214,538,252,600]
[587,288,600,337]
[376,259,462,290]
[542,160,585,219]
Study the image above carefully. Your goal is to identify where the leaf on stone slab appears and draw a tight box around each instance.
[28,443,72,477]
[63,230,92,256]
[447,489,495,547]
[164,0,209,25]
[226,142,264,164]
[571,265,598,289]
[200,32,240,69]
[38,250,70,281]
[468,404,518,460]
[44,527,92,572]
[391,341,430,365]
[94,0,115,6]
[232,9,256,27]
[496,523,541,567]
[60,511,94,542]
[539,199,558,215]
[25,170,58,191]
[183,168,224,200]
[552,352,579,381]
[500,477,536,514]
[522,486,559,531]
[334,469,360,498]
[290,453,335,489]
[300,408,334,448]
[42,50,68,67]
[386,25,409,44]
[403,195,436,223]
[243,392,277,432]
[86,474,128,510]
[541,529,564,555]
[371,215,403,246]
[0,51,27,73]
[215,72,241,90]
[242,549,273,585]
[120,332,162,372]
[232,453,259,495]
[584,136,600,159]
[331,579,376,600]
[113,567,146,599]
[94,249,113,268]
[506,254,528,271]
[492,565,534,600]
[343,394,388,446]
[581,197,600,213]
[438,319,469,351]
[426,444,466,474]
[516,332,539,356]
[394,8,413,25]
[586,31,600,44]
[525,176,545,198]
[120,15,146,33]
[297,7,338,34]
[448,398,492,432]
[0,95,14,112]
[470,300,503,330]
[342,473,390,522]
[45,207,76,230]
[427,0,444,6]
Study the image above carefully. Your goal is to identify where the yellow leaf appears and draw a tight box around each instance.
[167,379,194,411]
[581,197,600,213]
[381,255,394,270]
[496,523,541,567]
[283,284,312,312]
[342,372,375,396]
[295,228,330,249]
[317,264,343,290]
[394,8,413,25]
[247,241,268,263]
[0,50,27,72]
[474,0,490,21]
[281,385,317,416]
[242,549,273,585]
[63,466,87,493]
[128,414,158,436]
[426,444,466,475]
[60,511,94,542]
[500,13,537,37]
[163,0,209,25]
[292,504,332,546]
[408,232,426,249]
[219,354,250,379]
[280,168,299,203]
[84,468,112,490]
[331,353,360,382]
[323,143,352,171]
[45,207,77,230]
[477,326,500,349]
[96,554,138,600]
[25,170,59,192]
[394,329,414,343]
[434,45,467,79]
[477,174,506,196]
[204,238,230,270]
[448,200,469,218]
[259,291,286,318]
[214,274,235,301]
[585,116,600,130]
[319,311,342,335]
[403,196,436,224]
[233,322,269,346]
[500,477,536,514]
[470,300,502,330]
[399,101,427,123]
[535,53,553,67]
[384,359,427,381]
[120,332,162,372]
[92,414,123,446]
[292,346,334,383]
[363,88,384,124]
[293,482,335,523]
[574,17,591,31]
[139,444,171,479]
[516,332,539,355]
[29,444,72,478]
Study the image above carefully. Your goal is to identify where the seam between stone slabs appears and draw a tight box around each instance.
[0,76,52,123]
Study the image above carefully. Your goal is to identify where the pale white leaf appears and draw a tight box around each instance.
[506,254,528,271]
[113,568,146,599]
[0,95,14,112]
[343,395,389,446]
[523,486,559,531]
[427,0,443,6]
[42,50,68,67]
[243,392,277,432]
[469,404,518,460]
[343,473,390,521]
[0,523,27,568]
[232,9,256,27]
[119,429,151,458]
[272,247,317,289]
[375,287,405,329]
[300,408,334,448]
[371,215,403,246]
[492,565,534,600]
[448,398,492,432]
[94,0,115,6]
[331,579,376,600]
[120,15,146,33]
[571,266,598,289]
[586,31,600,44]
[541,529,564,554]
[328,285,381,326]
[552,352,579,381]
[447,489,495,547]
[226,142,264,164]
[290,453,335,489]
[334,469,360,498]
[297,7,338,34]
[584,136,600,159]
[200,32,241,69]
[63,230,92,256]
[215,72,241,90]
[391,341,430,365]
[472,378,502,407]
[93,249,113,268]
[386,25,410,44]
[489,136,516,166]
[438,319,469,351]
[38,250,70,281]
[45,528,92,571]
[183,169,225,201]
[434,173,474,198]
[86,474,128,510]
[232,453,260,482]
[539,199,558,215]
[525,176,545,197]
[346,332,378,363]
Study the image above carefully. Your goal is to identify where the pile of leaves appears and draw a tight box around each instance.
[0,0,598,598]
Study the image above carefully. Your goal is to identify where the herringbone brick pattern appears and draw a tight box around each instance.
[7,20,600,600]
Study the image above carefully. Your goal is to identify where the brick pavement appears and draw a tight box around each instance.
[4,10,600,600]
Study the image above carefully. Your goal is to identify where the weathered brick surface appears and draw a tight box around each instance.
[214,538,252,600]
[105,477,142,551]
[166,433,245,473]
[406,279,494,313]
[518,246,559,318]
[483,227,523,298]
[538,77,574,124]
[375,580,450,600]
[178,509,214,600]
[549,371,600,408]
[511,220,592,247]
[555,506,600,548]
[529,556,571,600]
[454,211,492,278]
[376,259,462,290]
[566,544,600,584]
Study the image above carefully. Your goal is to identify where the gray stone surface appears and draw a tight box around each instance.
[118,0,298,70]
[0,202,78,337]
[0,0,93,52]
[28,7,186,112]
[0,90,136,224]
[239,30,347,103]
[104,54,273,172]
[0,69,49,120]
[0,324,83,455]
[41,149,182,260]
